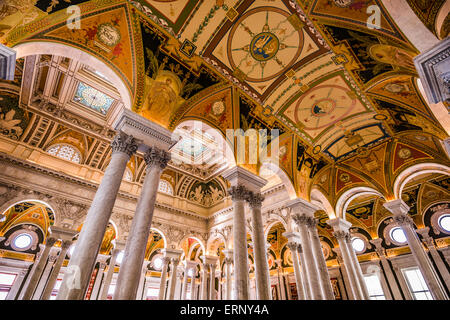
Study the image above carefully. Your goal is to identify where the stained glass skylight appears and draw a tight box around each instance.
[73,82,114,115]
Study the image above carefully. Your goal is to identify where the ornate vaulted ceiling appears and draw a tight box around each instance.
[0,0,449,206]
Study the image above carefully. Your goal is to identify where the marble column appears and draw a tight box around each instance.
[200,264,208,300]
[306,218,335,300]
[209,264,217,300]
[21,237,57,300]
[248,192,271,300]
[293,214,323,300]
[114,147,170,300]
[98,241,126,300]
[181,264,190,300]
[284,233,306,300]
[384,200,448,300]
[18,246,43,300]
[167,258,180,300]
[41,240,72,300]
[297,244,311,299]
[345,234,370,300]
[222,166,267,300]
[229,185,249,300]
[223,249,233,300]
[189,266,198,300]
[370,238,403,300]
[136,261,151,300]
[275,259,286,300]
[7,268,29,300]
[417,227,450,292]
[158,256,171,300]
[328,219,363,300]
[56,133,138,300]
[89,258,108,300]
[33,248,59,299]
[332,247,355,300]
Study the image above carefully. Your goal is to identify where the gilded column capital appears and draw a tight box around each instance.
[143,146,171,170]
[228,185,249,201]
[111,132,139,157]
[247,191,264,208]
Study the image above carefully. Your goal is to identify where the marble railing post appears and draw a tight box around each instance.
[248,192,271,300]
[21,237,57,300]
[328,219,363,300]
[417,227,450,292]
[33,248,59,300]
[41,239,73,300]
[222,167,267,300]
[98,241,125,300]
[284,233,306,300]
[158,256,171,300]
[370,238,403,300]
[56,133,138,300]
[167,258,180,300]
[114,147,170,300]
[293,214,323,300]
[384,200,448,300]
[223,249,233,300]
[306,218,335,300]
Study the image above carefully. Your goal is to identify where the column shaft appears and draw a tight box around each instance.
[167,259,179,300]
[33,251,58,299]
[114,147,169,300]
[98,249,120,300]
[287,242,306,300]
[209,265,216,300]
[336,235,361,299]
[158,258,170,300]
[57,133,137,300]
[182,268,189,300]
[248,192,271,300]
[308,221,335,300]
[41,241,71,300]
[231,187,249,300]
[21,238,56,300]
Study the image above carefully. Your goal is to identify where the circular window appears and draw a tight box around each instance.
[13,233,32,249]
[390,227,407,244]
[438,214,450,233]
[153,257,162,270]
[351,237,365,253]
[116,251,124,264]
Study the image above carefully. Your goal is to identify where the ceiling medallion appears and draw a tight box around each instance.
[398,148,412,159]
[250,32,280,61]
[227,6,304,83]
[96,23,121,47]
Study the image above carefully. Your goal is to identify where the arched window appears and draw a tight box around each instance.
[158,180,173,195]
[47,144,82,164]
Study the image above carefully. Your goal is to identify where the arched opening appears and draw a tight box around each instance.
[335,187,384,220]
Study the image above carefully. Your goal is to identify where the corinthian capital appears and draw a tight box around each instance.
[292,213,311,226]
[144,146,171,169]
[393,214,413,227]
[111,132,139,157]
[333,230,350,241]
[247,192,264,208]
[286,241,299,252]
[228,185,249,201]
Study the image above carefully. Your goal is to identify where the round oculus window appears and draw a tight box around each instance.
[351,237,365,253]
[13,233,32,249]
[390,227,407,244]
[438,214,450,233]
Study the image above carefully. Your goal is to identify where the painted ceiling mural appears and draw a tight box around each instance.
[0,0,448,205]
